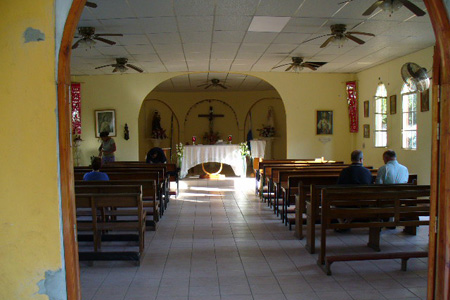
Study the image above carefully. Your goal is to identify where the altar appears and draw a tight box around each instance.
[180,144,244,179]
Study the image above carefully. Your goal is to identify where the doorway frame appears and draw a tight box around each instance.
[57,1,450,299]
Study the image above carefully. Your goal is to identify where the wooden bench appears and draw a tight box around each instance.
[75,179,159,229]
[304,174,418,254]
[317,185,430,273]
[325,251,428,275]
[75,185,146,264]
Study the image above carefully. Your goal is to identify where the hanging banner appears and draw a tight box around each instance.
[71,83,82,135]
[346,81,358,133]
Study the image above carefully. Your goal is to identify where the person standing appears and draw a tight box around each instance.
[99,131,116,164]
[337,150,373,184]
[83,157,109,181]
[375,150,409,184]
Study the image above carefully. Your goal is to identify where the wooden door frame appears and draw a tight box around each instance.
[58,1,450,299]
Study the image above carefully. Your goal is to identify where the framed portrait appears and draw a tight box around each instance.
[363,101,369,118]
[95,109,116,137]
[363,124,370,138]
[316,110,333,135]
[389,95,397,115]
[421,89,430,112]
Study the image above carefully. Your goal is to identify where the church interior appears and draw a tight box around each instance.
[2,0,450,299]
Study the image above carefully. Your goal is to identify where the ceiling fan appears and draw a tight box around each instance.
[197,79,229,89]
[72,27,123,49]
[272,57,327,72]
[302,24,375,48]
[340,0,426,17]
[95,58,144,73]
[401,62,430,92]
[85,1,97,8]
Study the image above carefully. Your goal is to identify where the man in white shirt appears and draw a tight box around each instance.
[375,150,409,184]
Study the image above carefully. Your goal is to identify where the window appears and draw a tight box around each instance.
[374,83,387,147]
[401,84,417,149]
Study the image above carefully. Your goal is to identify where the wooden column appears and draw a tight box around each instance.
[58,0,86,299]
[423,1,450,299]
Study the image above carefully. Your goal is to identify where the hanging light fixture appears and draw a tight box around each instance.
[332,35,346,48]
[380,0,403,16]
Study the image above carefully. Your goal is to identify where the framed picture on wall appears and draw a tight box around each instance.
[316,110,333,135]
[95,109,116,137]
[364,100,369,118]
[363,124,370,138]
[389,95,397,115]
[421,89,430,112]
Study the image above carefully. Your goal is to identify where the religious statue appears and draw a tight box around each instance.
[151,110,167,139]
[257,106,275,137]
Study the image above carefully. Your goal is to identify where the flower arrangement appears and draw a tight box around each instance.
[257,124,275,137]
[239,142,250,157]
[175,142,184,159]
[203,131,220,144]
[152,128,167,139]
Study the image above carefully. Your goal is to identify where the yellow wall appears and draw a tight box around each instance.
[355,47,433,184]
[0,0,67,299]
[72,72,355,165]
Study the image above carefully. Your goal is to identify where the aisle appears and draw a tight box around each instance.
[80,178,428,300]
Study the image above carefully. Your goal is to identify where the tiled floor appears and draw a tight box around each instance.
[80,178,428,300]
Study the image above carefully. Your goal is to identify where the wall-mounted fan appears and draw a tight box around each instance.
[95,58,144,73]
[72,27,123,49]
[272,57,327,72]
[302,24,374,48]
[85,1,97,8]
[340,0,425,17]
[401,62,430,92]
[197,79,229,89]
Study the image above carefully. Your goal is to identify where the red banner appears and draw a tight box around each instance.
[71,83,81,135]
[346,81,358,133]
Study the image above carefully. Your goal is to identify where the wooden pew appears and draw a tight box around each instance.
[316,185,430,274]
[303,174,418,254]
[75,185,146,264]
[74,170,167,215]
[75,179,159,229]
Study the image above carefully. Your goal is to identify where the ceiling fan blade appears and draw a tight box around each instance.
[398,0,426,16]
[346,34,365,45]
[95,33,124,37]
[347,31,375,37]
[305,61,327,68]
[204,84,212,89]
[320,36,335,48]
[362,0,384,16]
[301,34,332,44]
[271,63,291,70]
[126,64,144,73]
[218,84,228,89]
[93,37,116,45]
[302,63,318,71]
[285,65,294,71]
[112,67,120,73]
[85,1,97,8]
[72,39,82,49]
[95,64,114,69]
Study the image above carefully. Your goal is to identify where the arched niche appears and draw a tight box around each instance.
[244,98,287,159]
[138,99,180,161]
[184,99,239,144]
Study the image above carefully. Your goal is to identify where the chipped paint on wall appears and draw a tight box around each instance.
[37,269,66,300]
[23,27,45,43]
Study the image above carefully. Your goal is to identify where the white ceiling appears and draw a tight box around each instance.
[71,0,434,92]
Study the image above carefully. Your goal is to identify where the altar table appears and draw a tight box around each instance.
[180,144,244,179]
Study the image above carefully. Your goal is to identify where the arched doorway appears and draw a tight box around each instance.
[57,1,450,299]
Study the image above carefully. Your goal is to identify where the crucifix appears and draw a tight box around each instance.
[198,106,224,134]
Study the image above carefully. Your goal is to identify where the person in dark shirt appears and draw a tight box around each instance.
[83,157,109,181]
[337,150,373,184]
[146,147,167,164]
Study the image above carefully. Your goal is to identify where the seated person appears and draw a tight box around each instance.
[375,149,409,184]
[83,157,109,181]
[146,147,167,164]
[337,150,373,184]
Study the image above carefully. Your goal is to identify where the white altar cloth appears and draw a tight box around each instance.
[180,144,243,179]
[250,140,266,159]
